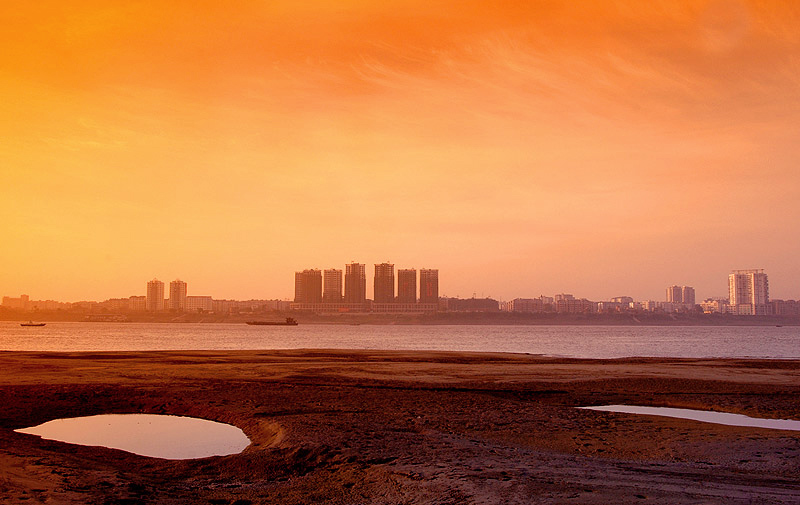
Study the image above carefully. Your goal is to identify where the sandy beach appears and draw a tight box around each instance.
[1,350,799,504]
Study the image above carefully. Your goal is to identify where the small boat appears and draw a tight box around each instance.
[246,317,298,326]
[20,321,46,327]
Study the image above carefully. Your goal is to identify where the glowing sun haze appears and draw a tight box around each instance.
[2,0,799,302]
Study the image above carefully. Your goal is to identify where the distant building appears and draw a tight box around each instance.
[344,263,366,304]
[666,286,682,304]
[212,299,235,313]
[419,269,439,304]
[213,299,276,313]
[274,300,292,311]
[372,302,437,314]
[29,299,71,311]
[555,297,596,314]
[99,298,130,312]
[294,269,322,303]
[638,300,659,312]
[374,263,395,303]
[185,295,213,313]
[2,294,29,310]
[597,301,626,313]
[666,285,696,310]
[682,286,696,306]
[729,269,769,315]
[610,296,634,305]
[146,279,164,311]
[507,298,544,313]
[770,299,800,317]
[129,296,146,312]
[700,297,728,314]
[397,269,417,304]
[518,295,557,312]
[169,279,187,312]
[72,300,98,312]
[444,297,499,312]
[323,269,343,302]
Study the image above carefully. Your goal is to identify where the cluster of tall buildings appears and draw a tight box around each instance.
[697,269,773,315]
[146,278,190,312]
[666,285,695,306]
[500,269,789,317]
[292,263,439,313]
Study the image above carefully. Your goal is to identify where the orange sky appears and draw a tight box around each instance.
[1,0,799,302]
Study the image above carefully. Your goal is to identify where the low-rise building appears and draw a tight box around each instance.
[507,298,545,313]
[770,299,800,316]
[555,298,596,314]
[700,298,728,314]
[186,296,213,313]
[129,296,147,312]
[443,297,500,312]
[2,295,29,310]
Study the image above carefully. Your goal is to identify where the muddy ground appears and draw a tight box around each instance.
[1,350,799,504]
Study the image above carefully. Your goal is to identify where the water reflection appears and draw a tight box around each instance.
[579,405,800,431]
[15,414,250,459]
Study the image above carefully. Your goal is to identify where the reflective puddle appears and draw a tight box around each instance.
[15,414,251,459]
[579,405,800,431]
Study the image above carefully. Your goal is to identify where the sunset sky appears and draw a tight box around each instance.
[2,0,799,302]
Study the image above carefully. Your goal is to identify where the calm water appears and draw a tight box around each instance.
[579,405,800,431]
[15,414,250,459]
[2,322,798,358]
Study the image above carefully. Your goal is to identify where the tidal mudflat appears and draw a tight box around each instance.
[1,350,799,504]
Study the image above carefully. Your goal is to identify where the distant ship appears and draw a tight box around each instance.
[20,321,46,327]
[245,317,298,326]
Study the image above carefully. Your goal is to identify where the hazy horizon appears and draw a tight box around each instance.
[2,1,799,303]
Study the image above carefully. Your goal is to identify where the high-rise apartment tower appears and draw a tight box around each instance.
[728,269,769,315]
[323,269,343,302]
[397,269,417,304]
[374,263,395,303]
[146,278,165,311]
[681,286,696,306]
[169,279,187,312]
[344,263,366,304]
[294,269,322,303]
[419,269,439,304]
[666,285,695,306]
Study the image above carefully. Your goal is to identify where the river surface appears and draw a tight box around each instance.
[2,322,798,358]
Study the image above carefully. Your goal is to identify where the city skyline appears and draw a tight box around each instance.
[3,267,794,310]
[2,264,792,304]
[6,267,800,317]
[2,2,800,302]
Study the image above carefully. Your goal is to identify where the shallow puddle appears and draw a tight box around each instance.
[15,414,250,459]
[579,405,800,431]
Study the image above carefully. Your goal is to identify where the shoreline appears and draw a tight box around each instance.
[2,310,799,326]
[2,350,800,503]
